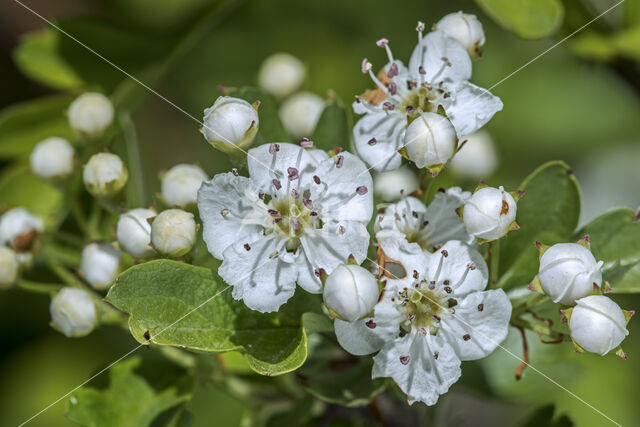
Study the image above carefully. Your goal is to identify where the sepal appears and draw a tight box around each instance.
[315,268,328,286]
[560,307,573,324]
[528,276,544,293]
[346,254,358,265]
[577,234,591,250]
[615,347,628,360]
[534,240,550,259]
[623,309,635,324]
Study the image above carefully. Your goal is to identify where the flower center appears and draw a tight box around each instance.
[400,86,443,123]
[398,285,446,335]
[267,197,319,251]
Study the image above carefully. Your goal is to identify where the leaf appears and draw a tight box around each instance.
[65,357,192,427]
[311,96,350,151]
[0,95,74,159]
[573,208,640,292]
[13,29,84,90]
[0,164,64,222]
[475,0,564,39]
[570,27,640,62]
[519,404,574,427]
[107,260,322,376]
[497,161,581,290]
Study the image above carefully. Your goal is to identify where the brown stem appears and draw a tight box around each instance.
[369,396,386,425]
[514,325,529,381]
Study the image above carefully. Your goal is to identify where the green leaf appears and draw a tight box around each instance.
[66,357,192,427]
[475,0,564,39]
[519,404,574,427]
[570,27,640,62]
[13,29,84,90]
[498,161,581,290]
[0,96,73,159]
[573,208,640,292]
[311,96,350,151]
[107,260,322,376]
[0,164,64,222]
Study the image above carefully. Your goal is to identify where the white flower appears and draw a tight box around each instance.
[202,96,259,153]
[463,186,516,241]
[323,264,380,321]
[0,246,19,287]
[198,143,373,312]
[50,287,97,337]
[404,112,457,172]
[353,27,502,172]
[161,164,209,208]
[450,130,498,179]
[68,92,114,138]
[538,243,603,305]
[29,137,75,179]
[569,295,630,355]
[0,207,44,252]
[335,240,511,405]
[150,209,197,257]
[116,208,157,258]
[279,92,324,139]
[83,152,128,197]
[436,12,485,57]
[81,243,122,290]
[258,52,306,98]
[374,167,419,201]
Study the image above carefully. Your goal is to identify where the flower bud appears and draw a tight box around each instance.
[279,92,324,139]
[0,246,19,288]
[538,243,603,305]
[29,137,75,180]
[323,264,380,322]
[0,207,44,252]
[258,52,305,98]
[83,152,128,197]
[373,167,419,201]
[150,209,197,257]
[569,295,629,355]
[450,130,497,179]
[81,243,122,290]
[50,287,97,337]
[68,92,114,138]
[436,12,485,57]
[463,186,517,241]
[404,112,457,173]
[161,164,208,209]
[202,96,259,154]
[116,208,156,258]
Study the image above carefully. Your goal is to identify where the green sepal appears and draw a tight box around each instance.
[572,340,585,354]
[251,100,261,111]
[435,104,448,118]
[623,309,635,324]
[510,190,527,202]
[457,205,464,220]
[397,146,410,160]
[426,162,445,177]
[535,240,550,259]
[528,276,545,293]
[346,254,358,265]
[473,181,489,193]
[577,234,591,250]
[476,237,492,245]
[560,307,573,324]
[615,347,628,360]
[316,268,328,286]
[602,281,613,294]
[506,221,520,233]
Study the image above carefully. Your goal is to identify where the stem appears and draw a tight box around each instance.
[513,325,529,380]
[47,259,82,286]
[488,240,500,288]
[16,280,64,294]
[511,293,548,318]
[87,198,103,240]
[510,317,555,338]
[119,112,146,207]
[157,346,197,370]
[71,200,91,237]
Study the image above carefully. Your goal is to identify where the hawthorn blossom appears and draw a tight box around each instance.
[198,143,373,312]
[353,23,502,171]
[334,240,511,405]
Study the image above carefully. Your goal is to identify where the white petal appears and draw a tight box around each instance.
[440,289,511,361]
[427,241,488,297]
[247,142,317,194]
[421,188,473,246]
[375,196,427,233]
[198,173,264,259]
[353,111,405,172]
[372,330,461,405]
[219,235,297,313]
[409,31,472,84]
[446,81,503,137]
[376,229,429,289]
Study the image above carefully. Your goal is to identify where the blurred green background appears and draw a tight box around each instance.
[1,0,640,426]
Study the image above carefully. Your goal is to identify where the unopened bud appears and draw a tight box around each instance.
[68,92,114,138]
[323,264,380,321]
[436,12,485,57]
[0,207,44,252]
[83,152,128,197]
[81,243,122,290]
[50,287,97,337]
[450,130,497,179]
[463,186,516,241]
[116,208,156,258]
[29,137,75,180]
[404,113,457,173]
[570,295,629,355]
[0,246,19,288]
[258,52,305,98]
[161,164,209,209]
[279,92,324,139]
[150,209,197,257]
[202,96,259,154]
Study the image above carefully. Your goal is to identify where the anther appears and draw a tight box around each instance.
[272,179,282,190]
[418,66,426,75]
[244,243,251,251]
[287,167,299,181]
[387,62,399,78]
[383,101,395,110]
[335,155,344,168]
[376,38,389,47]
[269,143,280,154]
[477,304,484,312]
[303,198,313,210]
[361,58,372,74]
[389,82,397,96]
[269,250,279,259]
[299,138,314,148]
[356,186,368,195]
[290,217,299,230]
[220,208,229,217]
[463,334,471,341]
[441,249,448,257]
[366,319,377,329]
[231,168,239,176]
[399,355,410,365]
[313,175,321,184]
[368,137,377,146]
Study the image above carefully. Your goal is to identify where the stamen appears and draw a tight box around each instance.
[269,250,279,259]
[387,62,399,79]
[269,143,280,154]
[220,208,229,217]
[432,251,446,282]
[299,138,314,148]
[366,319,377,329]
[376,38,388,47]
[356,186,368,195]
[368,137,377,146]
[244,243,251,251]
[231,168,239,176]
[399,355,410,365]
[313,175,321,184]
[272,179,282,190]
[268,209,280,217]
[389,82,397,96]
[303,198,313,210]
[361,58,372,74]
[335,155,344,168]
[383,101,395,111]
[290,217,300,230]
[287,167,299,181]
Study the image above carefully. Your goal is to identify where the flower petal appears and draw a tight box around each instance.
[427,241,488,297]
[445,81,503,137]
[375,196,427,233]
[421,188,473,247]
[247,142,317,194]
[353,111,405,172]
[440,289,511,361]
[408,31,472,84]
[376,229,429,289]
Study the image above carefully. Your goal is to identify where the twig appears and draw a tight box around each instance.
[514,325,529,380]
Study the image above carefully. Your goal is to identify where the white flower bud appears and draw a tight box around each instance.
[83,152,128,197]
[404,113,457,171]
[150,209,197,257]
[436,12,485,57]
[463,186,516,240]
[202,96,259,153]
[0,246,19,288]
[279,92,324,139]
[570,295,629,355]
[161,164,209,208]
[81,243,122,290]
[373,167,419,201]
[68,92,114,138]
[50,287,97,337]
[538,243,603,305]
[323,264,380,322]
[29,137,75,180]
[450,130,498,179]
[116,208,157,258]
[258,52,305,98]
[0,207,44,252]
